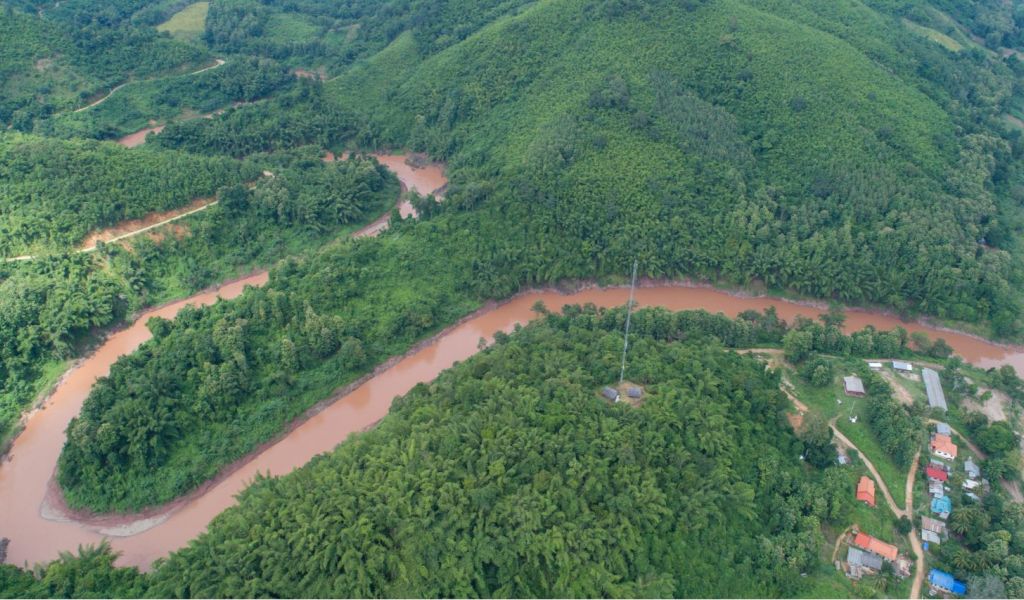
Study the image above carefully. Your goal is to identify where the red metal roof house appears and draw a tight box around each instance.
[853,532,899,562]
[856,476,876,508]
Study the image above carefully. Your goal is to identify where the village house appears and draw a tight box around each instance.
[926,466,948,483]
[935,422,952,436]
[626,386,642,399]
[843,375,866,397]
[931,495,952,520]
[964,458,981,480]
[928,480,945,499]
[845,547,884,580]
[929,569,967,596]
[856,475,876,508]
[601,387,619,402]
[892,360,913,372]
[922,367,948,411]
[922,529,941,545]
[868,362,883,370]
[921,516,947,537]
[931,434,958,461]
[962,479,981,491]
[852,532,898,562]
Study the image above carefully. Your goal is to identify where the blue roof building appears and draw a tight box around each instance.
[929,569,966,596]
[931,496,952,518]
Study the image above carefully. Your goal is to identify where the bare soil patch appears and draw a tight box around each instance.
[962,387,1009,422]
[80,197,214,250]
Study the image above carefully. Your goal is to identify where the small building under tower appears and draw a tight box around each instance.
[843,375,866,397]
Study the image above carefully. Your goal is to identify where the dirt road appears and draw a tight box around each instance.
[905,452,924,599]
[80,201,217,252]
[5,200,219,262]
[71,59,225,113]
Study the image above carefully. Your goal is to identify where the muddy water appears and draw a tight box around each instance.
[116,125,165,148]
[327,152,446,238]
[3,281,1024,570]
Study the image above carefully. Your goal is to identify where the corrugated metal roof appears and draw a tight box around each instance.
[921,516,946,534]
[922,368,948,411]
[929,569,966,595]
[847,546,883,570]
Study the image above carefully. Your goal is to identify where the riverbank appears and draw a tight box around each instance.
[3,278,1023,571]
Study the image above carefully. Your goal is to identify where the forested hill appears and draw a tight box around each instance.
[94,311,856,597]
[0,4,209,126]
[314,0,1024,337]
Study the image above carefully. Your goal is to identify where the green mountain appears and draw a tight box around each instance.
[324,0,1024,334]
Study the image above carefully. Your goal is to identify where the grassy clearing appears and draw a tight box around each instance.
[837,415,908,509]
[264,13,321,44]
[788,362,908,508]
[848,491,901,543]
[157,2,209,41]
[902,18,963,52]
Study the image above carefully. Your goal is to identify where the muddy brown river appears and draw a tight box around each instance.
[2,158,1023,571]
[3,282,1023,570]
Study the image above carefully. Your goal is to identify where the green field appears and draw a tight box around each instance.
[157,3,210,42]
[264,13,321,44]
[902,18,963,52]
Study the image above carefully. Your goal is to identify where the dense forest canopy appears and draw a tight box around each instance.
[0,147,397,444]
[2,0,1024,596]
[9,309,883,597]
[0,4,209,126]
[0,132,259,254]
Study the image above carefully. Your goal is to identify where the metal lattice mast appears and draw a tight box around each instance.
[619,259,639,385]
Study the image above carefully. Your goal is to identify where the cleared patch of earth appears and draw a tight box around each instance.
[79,197,214,250]
[962,387,1009,422]
[878,370,915,406]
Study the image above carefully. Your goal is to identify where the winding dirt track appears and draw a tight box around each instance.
[72,59,225,114]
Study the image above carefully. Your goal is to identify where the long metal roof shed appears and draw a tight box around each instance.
[922,367,947,411]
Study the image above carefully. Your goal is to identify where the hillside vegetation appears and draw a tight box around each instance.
[322,0,1024,336]
[0,132,258,255]
[0,142,397,445]
[0,4,209,126]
